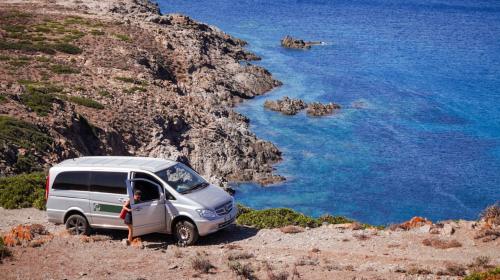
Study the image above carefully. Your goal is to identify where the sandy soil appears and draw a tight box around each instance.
[0,208,498,280]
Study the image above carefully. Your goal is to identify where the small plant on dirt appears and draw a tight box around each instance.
[173,248,183,258]
[406,265,432,275]
[228,261,256,280]
[353,233,370,241]
[437,263,467,276]
[422,238,462,249]
[227,251,254,261]
[295,256,319,266]
[0,95,6,103]
[464,267,500,280]
[191,253,215,274]
[53,42,82,54]
[469,256,492,270]
[90,29,105,36]
[264,262,289,280]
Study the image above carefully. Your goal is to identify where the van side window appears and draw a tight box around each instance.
[90,172,128,194]
[53,171,89,191]
[133,180,160,202]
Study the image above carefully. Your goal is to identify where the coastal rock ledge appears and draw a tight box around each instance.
[264,97,341,116]
[0,0,284,187]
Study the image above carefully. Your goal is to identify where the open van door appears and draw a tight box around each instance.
[126,179,166,237]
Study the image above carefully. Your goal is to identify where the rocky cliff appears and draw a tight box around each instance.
[0,0,284,186]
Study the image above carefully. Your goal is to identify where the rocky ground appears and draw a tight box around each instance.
[0,0,284,187]
[280,35,322,49]
[1,208,499,280]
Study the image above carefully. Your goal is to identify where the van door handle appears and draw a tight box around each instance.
[118,198,125,203]
[135,207,142,211]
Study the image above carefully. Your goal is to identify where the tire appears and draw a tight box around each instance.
[174,220,198,246]
[65,214,91,235]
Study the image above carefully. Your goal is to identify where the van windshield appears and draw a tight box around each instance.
[155,163,208,194]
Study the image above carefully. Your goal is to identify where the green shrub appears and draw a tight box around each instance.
[237,208,319,229]
[0,95,6,103]
[0,115,53,152]
[0,40,56,54]
[20,90,57,116]
[123,86,147,94]
[3,24,26,33]
[0,55,11,61]
[317,214,353,225]
[236,203,253,217]
[0,172,46,210]
[98,89,111,97]
[68,96,104,109]
[50,64,79,74]
[464,267,500,280]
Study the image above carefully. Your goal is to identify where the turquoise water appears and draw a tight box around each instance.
[159,0,500,225]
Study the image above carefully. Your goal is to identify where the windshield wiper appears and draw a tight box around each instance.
[180,182,209,194]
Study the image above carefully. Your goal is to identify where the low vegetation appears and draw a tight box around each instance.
[0,172,46,210]
[422,238,462,249]
[191,253,215,274]
[50,64,80,74]
[228,261,256,280]
[236,205,363,229]
[464,267,500,280]
[18,80,63,116]
[113,33,132,42]
[480,202,500,226]
[0,115,52,154]
[67,96,104,109]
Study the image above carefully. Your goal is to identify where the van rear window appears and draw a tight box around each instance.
[52,171,89,191]
[90,172,127,194]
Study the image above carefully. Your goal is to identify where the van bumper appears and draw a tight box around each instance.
[195,207,237,236]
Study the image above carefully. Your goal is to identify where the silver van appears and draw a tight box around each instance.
[46,156,237,245]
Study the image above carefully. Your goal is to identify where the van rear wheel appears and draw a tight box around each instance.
[65,214,90,235]
[175,220,198,246]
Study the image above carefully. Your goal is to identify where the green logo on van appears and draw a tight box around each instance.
[94,204,122,213]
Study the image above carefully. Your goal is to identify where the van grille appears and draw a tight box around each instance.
[215,201,233,216]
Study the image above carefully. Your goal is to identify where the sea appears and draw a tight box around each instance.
[158,0,500,225]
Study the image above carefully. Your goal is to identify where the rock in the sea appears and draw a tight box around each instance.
[264,96,307,115]
[306,102,341,116]
[280,35,321,49]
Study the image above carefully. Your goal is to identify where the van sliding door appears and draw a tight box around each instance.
[89,171,129,229]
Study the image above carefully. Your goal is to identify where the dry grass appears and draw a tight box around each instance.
[191,254,215,274]
[468,256,492,271]
[280,225,304,234]
[422,238,462,249]
[227,251,254,261]
[474,229,500,242]
[80,235,111,243]
[353,233,370,241]
[437,262,467,276]
[295,256,319,266]
[406,265,432,275]
[228,261,256,280]
[265,262,289,280]
[310,248,320,253]
[173,248,183,258]
[224,243,243,250]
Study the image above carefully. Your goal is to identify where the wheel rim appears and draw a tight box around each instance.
[178,225,190,240]
[67,217,85,235]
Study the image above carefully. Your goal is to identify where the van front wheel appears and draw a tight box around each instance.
[175,220,198,246]
[65,214,90,235]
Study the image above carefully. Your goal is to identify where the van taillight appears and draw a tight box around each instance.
[45,175,50,200]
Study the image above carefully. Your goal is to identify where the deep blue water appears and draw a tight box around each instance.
[159,0,500,225]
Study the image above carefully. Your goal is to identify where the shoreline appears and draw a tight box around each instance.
[0,0,284,187]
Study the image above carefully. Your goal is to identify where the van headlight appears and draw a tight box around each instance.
[196,209,217,220]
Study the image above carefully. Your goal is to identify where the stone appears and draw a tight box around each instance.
[442,224,455,235]
[280,35,322,49]
[263,96,307,115]
[307,102,341,116]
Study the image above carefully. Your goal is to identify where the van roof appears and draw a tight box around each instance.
[54,156,177,173]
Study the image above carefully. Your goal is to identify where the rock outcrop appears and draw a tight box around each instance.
[306,102,341,116]
[263,97,340,117]
[0,0,284,186]
[280,35,322,49]
[264,97,307,115]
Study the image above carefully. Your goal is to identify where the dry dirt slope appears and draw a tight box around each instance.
[0,208,498,280]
